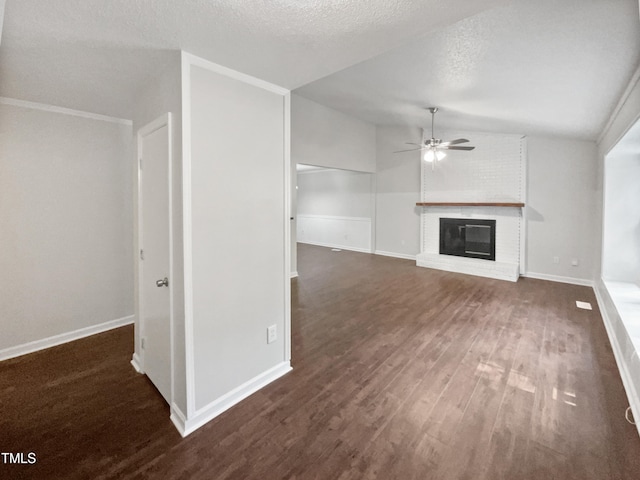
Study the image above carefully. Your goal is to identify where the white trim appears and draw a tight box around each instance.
[296,167,341,175]
[601,153,609,278]
[181,51,197,419]
[519,136,528,275]
[296,213,372,223]
[419,152,425,251]
[0,1,6,46]
[130,353,143,373]
[601,110,640,159]
[168,114,176,410]
[290,271,299,278]
[283,92,292,364]
[597,63,640,147]
[0,96,132,125]
[136,112,174,406]
[521,271,594,287]
[0,315,134,362]
[296,215,372,253]
[181,51,289,96]
[374,250,417,261]
[179,362,292,437]
[594,281,640,439]
[298,240,372,254]
[370,174,377,254]
[170,403,188,437]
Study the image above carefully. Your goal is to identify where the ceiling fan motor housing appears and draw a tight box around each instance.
[392,107,475,156]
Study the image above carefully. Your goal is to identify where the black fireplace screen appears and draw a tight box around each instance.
[439,218,496,261]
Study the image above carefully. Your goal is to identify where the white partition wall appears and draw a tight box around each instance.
[175,52,291,436]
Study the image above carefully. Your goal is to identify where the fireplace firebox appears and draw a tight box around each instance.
[439,218,496,261]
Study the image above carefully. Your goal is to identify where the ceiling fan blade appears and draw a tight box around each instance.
[439,138,470,147]
[393,147,425,153]
[444,145,475,151]
[405,142,425,147]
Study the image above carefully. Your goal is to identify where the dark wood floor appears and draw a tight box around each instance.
[2,244,640,479]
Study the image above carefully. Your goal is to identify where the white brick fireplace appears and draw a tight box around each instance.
[415,131,526,282]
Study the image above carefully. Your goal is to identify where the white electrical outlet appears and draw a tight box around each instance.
[553,256,560,264]
[267,325,277,344]
[571,258,579,266]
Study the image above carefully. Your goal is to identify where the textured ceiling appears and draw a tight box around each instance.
[296,0,640,140]
[0,0,506,119]
[1,0,638,138]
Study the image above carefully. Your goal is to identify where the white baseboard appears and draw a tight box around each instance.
[131,353,143,373]
[177,361,292,437]
[0,315,135,362]
[298,240,372,254]
[290,271,299,278]
[593,281,640,439]
[374,250,417,261]
[522,271,594,287]
[170,403,188,437]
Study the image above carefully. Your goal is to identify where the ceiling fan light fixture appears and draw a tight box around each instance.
[423,149,435,162]
[423,148,446,163]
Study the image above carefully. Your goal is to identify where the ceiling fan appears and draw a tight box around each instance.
[394,107,475,168]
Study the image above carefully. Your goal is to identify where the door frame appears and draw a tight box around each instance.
[135,112,174,404]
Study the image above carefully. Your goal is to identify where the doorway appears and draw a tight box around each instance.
[137,113,173,404]
[295,164,375,256]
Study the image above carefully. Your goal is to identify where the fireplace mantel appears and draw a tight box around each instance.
[416,202,525,207]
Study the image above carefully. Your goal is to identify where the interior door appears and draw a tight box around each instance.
[139,114,172,404]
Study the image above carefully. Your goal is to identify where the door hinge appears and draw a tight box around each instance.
[139,158,142,170]
[140,249,144,260]
[141,338,146,349]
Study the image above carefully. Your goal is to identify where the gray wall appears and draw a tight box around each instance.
[297,169,373,218]
[0,102,133,352]
[291,94,376,173]
[374,126,422,258]
[526,136,598,282]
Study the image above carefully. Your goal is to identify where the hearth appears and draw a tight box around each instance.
[439,218,496,261]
